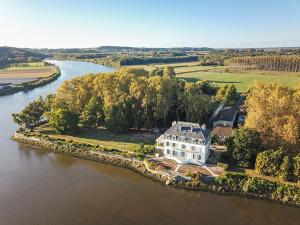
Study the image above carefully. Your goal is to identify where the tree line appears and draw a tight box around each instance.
[224,55,300,72]
[0,47,45,66]
[13,66,231,134]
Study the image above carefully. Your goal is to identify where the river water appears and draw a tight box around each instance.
[0,60,298,225]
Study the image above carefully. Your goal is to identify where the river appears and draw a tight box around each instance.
[0,60,298,225]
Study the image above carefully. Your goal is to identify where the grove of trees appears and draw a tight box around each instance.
[13,67,218,134]
[225,55,300,72]
[225,82,300,183]
[245,82,300,149]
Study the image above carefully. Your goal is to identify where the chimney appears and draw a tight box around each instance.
[172,121,177,127]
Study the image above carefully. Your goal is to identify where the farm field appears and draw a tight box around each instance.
[127,62,300,92]
[35,125,158,152]
[0,62,56,84]
[177,71,300,92]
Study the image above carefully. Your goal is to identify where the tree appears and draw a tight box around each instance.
[49,108,79,134]
[279,156,293,181]
[12,96,45,130]
[245,82,300,149]
[81,96,104,127]
[163,66,176,78]
[149,67,163,77]
[214,85,237,103]
[255,148,285,176]
[227,128,261,168]
[293,156,300,182]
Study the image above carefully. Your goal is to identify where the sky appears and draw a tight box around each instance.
[1,0,300,49]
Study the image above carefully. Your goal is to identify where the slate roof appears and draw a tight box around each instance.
[214,105,238,122]
[164,121,211,142]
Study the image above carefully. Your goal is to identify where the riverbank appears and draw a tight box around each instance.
[12,131,300,207]
[0,66,61,96]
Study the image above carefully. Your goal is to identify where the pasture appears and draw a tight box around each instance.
[127,62,300,92]
[177,70,300,92]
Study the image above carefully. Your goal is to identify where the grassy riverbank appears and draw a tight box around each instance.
[34,124,158,152]
[12,131,300,207]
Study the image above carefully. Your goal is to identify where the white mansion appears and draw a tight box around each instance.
[156,121,211,165]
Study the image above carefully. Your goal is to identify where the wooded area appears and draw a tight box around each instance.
[225,55,300,72]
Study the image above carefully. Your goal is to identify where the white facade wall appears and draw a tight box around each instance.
[157,138,210,165]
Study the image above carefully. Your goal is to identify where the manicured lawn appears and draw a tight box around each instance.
[35,125,158,152]
[177,71,300,92]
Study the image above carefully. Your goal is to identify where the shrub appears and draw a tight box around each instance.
[293,156,300,182]
[215,172,300,205]
[217,163,229,171]
[279,156,293,181]
[215,172,248,192]
[255,148,285,176]
[144,159,156,170]
[242,177,277,197]
[134,143,155,159]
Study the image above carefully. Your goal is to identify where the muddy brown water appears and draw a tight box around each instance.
[0,60,299,225]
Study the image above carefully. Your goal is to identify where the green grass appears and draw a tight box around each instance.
[36,125,158,152]
[0,62,48,70]
[177,71,300,92]
[122,63,300,92]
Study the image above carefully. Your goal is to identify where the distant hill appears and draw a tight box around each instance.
[0,47,46,66]
[29,46,215,55]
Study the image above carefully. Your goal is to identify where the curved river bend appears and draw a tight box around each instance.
[0,60,298,225]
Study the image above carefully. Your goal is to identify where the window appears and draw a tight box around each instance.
[166,149,170,155]
[181,152,185,157]
[172,143,176,147]
[192,154,195,159]
[172,150,177,156]
[197,155,201,160]
[181,144,185,149]
[191,146,195,151]
[166,142,169,146]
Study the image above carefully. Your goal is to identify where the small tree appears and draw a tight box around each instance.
[227,128,261,168]
[215,85,237,103]
[279,156,292,181]
[255,148,285,176]
[12,96,45,130]
[49,108,79,134]
[293,156,300,182]
[163,66,176,78]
